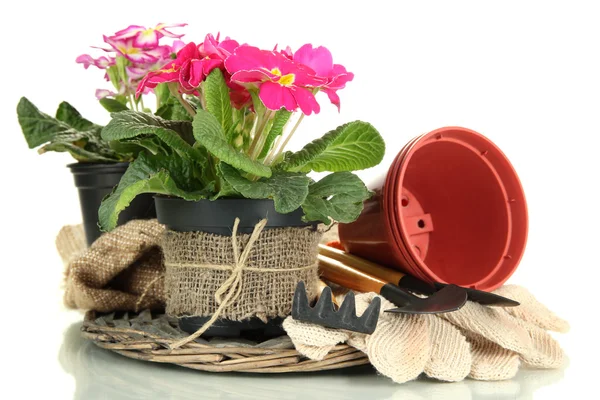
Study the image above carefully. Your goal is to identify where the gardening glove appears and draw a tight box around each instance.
[439,285,569,380]
[284,292,472,384]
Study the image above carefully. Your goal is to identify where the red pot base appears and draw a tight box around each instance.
[340,127,528,291]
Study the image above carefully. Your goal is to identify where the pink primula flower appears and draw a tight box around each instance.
[137,42,206,96]
[111,23,187,49]
[293,44,354,111]
[225,46,326,115]
[137,34,242,97]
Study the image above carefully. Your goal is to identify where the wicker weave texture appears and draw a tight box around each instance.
[82,311,369,373]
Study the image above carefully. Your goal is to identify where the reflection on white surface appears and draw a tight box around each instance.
[59,322,566,400]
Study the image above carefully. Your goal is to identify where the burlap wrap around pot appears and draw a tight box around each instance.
[162,223,323,322]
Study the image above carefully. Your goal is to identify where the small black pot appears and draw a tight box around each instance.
[155,197,317,338]
[68,162,156,246]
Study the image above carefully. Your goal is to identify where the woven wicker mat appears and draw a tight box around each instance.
[82,310,369,373]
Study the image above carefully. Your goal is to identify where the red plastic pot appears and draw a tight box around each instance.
[339,127,528,291]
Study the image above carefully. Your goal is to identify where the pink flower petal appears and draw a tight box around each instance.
[259,81,297,111]
[76,54,94,69]
[291,86,320,115]
[323,88,341,112]
[95,89,116,99]
[171,40,186,54]
[134,29,159,48]
[294,44,333,77]
[182,59,205,90]
[155,23,187,38]
[111,25,145,40]
[230,70,273,84]
[126,66,148,80]
[202,58,224,76]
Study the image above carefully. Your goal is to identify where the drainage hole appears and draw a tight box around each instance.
[417,219,425,229]
[401,197,409,207]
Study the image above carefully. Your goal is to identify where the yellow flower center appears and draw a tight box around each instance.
[161,63,177,73]
[278,73,295,86]
[270,68,295,86]
[118,46,139,55]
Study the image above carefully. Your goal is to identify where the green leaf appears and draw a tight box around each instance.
[281,121,385,173]
[40,141,117,162]
[258,109,291,159]
[16,97,121,161]
[204,69,233,135]
[98,152,209,231]
[219,163,309,213]
[107,66,120,89]
[102,111,198,159]
[17,97,75,148]
[301,172,372,224]
[99,97,129,113]
[249,90,265,117]
[55,102,95,130]
[192,109,272,178]
[154,83,171,106]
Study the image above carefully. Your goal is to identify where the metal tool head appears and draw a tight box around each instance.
[384,284,468,314]
[434,283,521,307]
[292,281,381,334]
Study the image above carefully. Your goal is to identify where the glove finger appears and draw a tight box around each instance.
[424,315,471,382]
[294,343,336,361]
[494,285,569,333]
[366,314,429,384]
[440,301,533,356]
[516,319,565,369]
[282,317,350,352]
[465,330,520,381]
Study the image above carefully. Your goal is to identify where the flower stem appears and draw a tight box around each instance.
[265,113,304,165]
[249,110,274,160]
[169,84,196,117]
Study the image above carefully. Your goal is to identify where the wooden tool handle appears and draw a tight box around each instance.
[318,244,405,284]
[318,254,386,293]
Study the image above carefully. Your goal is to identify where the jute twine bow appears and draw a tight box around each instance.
[169,218,313,349]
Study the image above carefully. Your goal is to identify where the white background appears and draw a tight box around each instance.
[1,1,597,398]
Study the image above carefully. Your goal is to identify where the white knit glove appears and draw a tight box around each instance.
[283,292,470,383]
[283,286,568,384]
[439,285,568,380]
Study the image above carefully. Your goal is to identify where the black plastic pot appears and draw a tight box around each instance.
[155,197,318,338]
[68,162,156,246]
[155,197,317,234]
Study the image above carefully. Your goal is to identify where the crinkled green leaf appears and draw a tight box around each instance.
[99,98,129,113]
[55,101,97,130]
[204,69,233,135]
[102,111,198,159]
[40,142,117,162]
[258,109,291,159]
[219,163,309,213]
[192,108,272,178]
[98,152,209,231]
[17,97,121,161]
[301,172,372,224]
[281,121,385,173]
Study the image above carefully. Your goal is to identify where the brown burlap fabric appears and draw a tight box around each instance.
[60,219,166,312]
[162,222,322,322]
